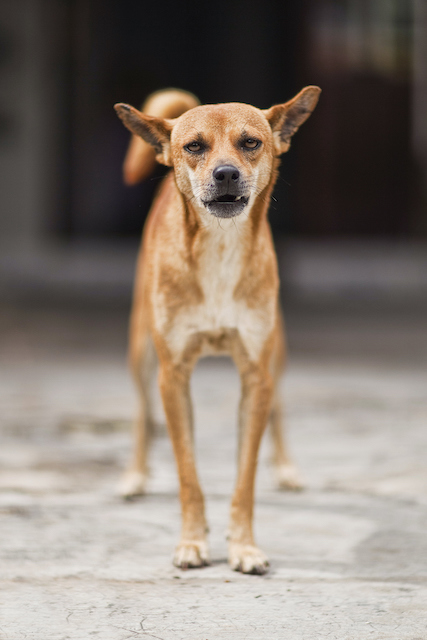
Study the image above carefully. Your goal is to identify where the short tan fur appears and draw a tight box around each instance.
[114,85,320,574]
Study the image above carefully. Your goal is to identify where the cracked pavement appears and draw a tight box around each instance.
[0,299,426,639]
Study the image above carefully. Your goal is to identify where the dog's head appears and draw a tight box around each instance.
[115,87,320,219]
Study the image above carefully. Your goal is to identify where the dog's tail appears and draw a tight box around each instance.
[123,88,200,185]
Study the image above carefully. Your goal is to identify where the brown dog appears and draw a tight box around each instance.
[114,86,320,574]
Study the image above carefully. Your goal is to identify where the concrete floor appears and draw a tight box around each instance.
[0,299,426,639]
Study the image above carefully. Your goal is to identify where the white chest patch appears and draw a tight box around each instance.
[156,217,275,363]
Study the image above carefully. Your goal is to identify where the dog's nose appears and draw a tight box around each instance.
[213,165,240,185]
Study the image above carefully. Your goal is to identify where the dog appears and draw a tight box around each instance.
[114,85,320,574]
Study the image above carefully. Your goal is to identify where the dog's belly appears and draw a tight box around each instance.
[163,298,275,363]
[197,327,238,357]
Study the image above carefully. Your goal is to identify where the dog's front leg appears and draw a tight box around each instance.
[158,361,209,569]
[228,363,273,574]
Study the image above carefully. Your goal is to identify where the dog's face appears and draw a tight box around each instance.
[115,87,320,219]
[169,103,276,218]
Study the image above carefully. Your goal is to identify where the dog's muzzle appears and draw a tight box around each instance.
[202,164,249,218]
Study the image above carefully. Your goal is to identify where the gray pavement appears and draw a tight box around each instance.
[0,300,427,639]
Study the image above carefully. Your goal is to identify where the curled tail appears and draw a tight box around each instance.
[123,89,200,185]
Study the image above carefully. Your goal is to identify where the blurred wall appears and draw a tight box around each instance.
[295,0,424,236]
[1,0,426,259]
[0,1,70,251]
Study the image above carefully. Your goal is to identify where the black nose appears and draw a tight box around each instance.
[213,164,240,186]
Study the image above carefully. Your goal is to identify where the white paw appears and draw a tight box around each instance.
[275,463,304,491]
[173,540,210,569]
[228,543,269,575]
[117,470,148,498]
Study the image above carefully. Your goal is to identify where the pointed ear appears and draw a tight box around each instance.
[263,86,321,155]
[114,103,173,166]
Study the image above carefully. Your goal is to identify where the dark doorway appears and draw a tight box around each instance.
[55,0,422,240]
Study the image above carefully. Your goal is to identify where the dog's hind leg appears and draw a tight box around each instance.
[269,312,303,490]
[270,390,303,490]
[118,300,156,498]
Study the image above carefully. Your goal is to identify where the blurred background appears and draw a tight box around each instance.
[0,0,426,303]
[1,5,427,626]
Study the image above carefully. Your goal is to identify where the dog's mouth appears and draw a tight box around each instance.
[203,194,249,218]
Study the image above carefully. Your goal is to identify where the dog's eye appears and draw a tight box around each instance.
[243,138,261,150]
[185,141,203,153]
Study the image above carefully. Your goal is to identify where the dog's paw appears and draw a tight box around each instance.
[228,543,269,575]
[117,470,148,498]
[173,540,210,570]
[275,463,304,491]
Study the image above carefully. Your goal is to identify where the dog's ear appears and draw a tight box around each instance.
[263,86,321,155]
[114,103,173,166]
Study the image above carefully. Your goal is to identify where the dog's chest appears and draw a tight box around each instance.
[155,223,275,362]
[158,228,242,351]
[196,229,243,328]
